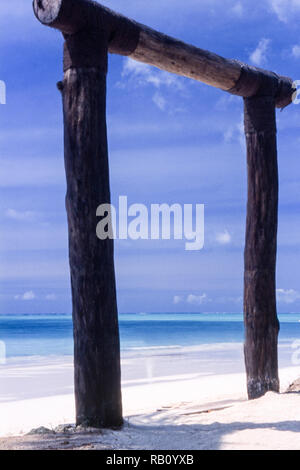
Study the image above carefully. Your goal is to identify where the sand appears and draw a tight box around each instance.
[0,363,300,450]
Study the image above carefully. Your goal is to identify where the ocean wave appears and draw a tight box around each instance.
[122,342,244,358]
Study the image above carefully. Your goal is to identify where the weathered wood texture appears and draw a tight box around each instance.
[33,0,294,108]
[33,0,289,408]
[243,95,280,399]
[60,33,122,428]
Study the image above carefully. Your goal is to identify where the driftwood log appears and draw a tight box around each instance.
[32,0,296,419]
[287,378,300,393]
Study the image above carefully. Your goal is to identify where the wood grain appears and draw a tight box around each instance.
[33,0,294,107]
[243,95,280,399]
[60,34,122,427]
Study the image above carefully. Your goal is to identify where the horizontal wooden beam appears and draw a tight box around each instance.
[33,0,294,108]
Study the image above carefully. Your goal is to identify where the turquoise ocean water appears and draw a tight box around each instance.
[0,313,299,360]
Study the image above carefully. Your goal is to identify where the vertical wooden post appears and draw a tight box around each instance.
[59,31,122,428]
[243,95,280,399]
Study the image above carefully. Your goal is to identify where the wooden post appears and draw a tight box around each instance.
[33,0,295,409]
[59,30,122,428]
[243,95,280,399]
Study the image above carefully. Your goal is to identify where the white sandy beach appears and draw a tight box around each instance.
[0,357,299,450]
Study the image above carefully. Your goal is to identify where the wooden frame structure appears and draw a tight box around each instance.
[33,0,295,427]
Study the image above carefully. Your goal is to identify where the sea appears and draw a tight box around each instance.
[0,313,300,402]
[0,313,300,367]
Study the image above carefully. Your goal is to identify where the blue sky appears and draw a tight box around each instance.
[1,0,300,314]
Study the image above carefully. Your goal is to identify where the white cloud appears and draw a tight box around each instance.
[122,59,149,78]
[218,295,243,304]
[23,291,36,300]
[223,113,245,148]
[15,291,36,301]
[231,2,244,17]
[173,293,210,305]
[223,128,234,143]
[276,288,300,304]
[122,58,184,90]
[292,45,300,58]
[5,208,35,221]
[152,92,167,111]
[186,293,208,305]
[121,58,185,110]
[216,230,232,245]
[269,0,300,22]
[249,38,271,66]
[173,295,184,304]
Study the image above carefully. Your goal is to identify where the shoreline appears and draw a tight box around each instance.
[0,338,296,401]
[0,359,299,439]
[1,340,299,448]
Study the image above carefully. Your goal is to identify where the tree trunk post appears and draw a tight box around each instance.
[59,30,123,428]
[32,0,295,409]
[243,95,280,399]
